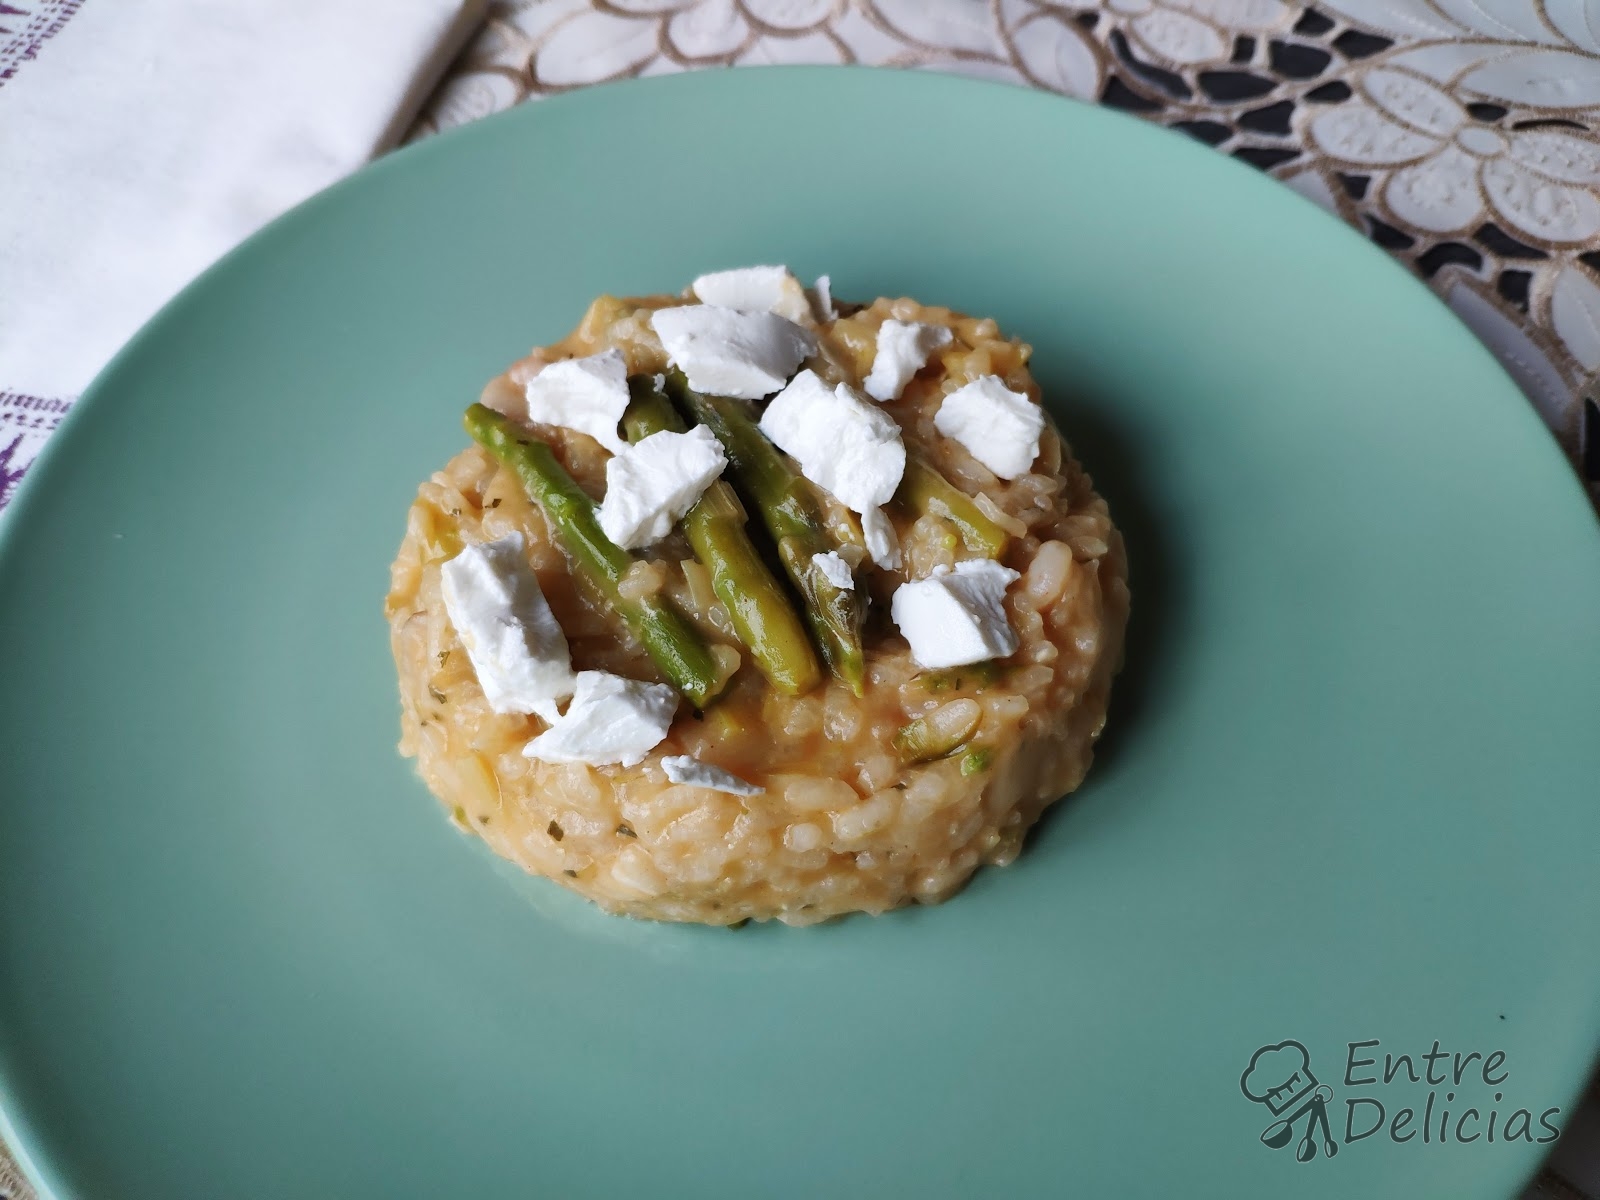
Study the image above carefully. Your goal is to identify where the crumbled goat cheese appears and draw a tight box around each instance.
[858,507,902,570]
[522,348,630,454]
[811,275,836,321]
[651,305,816,400]
[890,560,1021,669]
[661,755,764,795]
[864,320,953,402]
[812,550,855,591]
[440,533,574,722]
[933,375,1046,480]
[758,368,905,517]
[690,265,813,324]
[597,425,727,550]
[522,671,679,768]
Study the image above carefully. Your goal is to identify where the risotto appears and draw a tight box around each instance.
[386,271,1129,925]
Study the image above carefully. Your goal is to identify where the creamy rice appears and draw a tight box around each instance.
[386,295,1129,924]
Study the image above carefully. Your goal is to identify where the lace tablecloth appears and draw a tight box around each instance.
[2,1,1598,1197]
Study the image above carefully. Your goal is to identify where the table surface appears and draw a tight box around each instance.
[2,1,1597,1197]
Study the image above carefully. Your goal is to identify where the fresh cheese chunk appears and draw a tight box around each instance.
[933,375,1046,480]
[522,671,678,768]
[859,507,902,570]
[758,369,905,517]
[864,320,954,402]
[890,560,1021,669]
[522,348,630,454]
[597,425,727,550]
[691,265,812,324]
[812,550,855,591]
[651,305,817,400]
[811,275,835,321]
[661,755,764,796]
[440,533,575,722]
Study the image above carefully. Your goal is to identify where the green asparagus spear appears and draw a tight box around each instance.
[959,746,994,776]
[663,370,867,695]
[622,377,822,696]
[914,660,1004,694]
[894,699,983,764]
[893,457,1009,558]
[463,403,726,709]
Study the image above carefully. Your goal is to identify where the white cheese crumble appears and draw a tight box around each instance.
[933,375,1046,480]
[661,755,765,796]
[859,507,902,570]
[811,275,835,321]
[812,550,855,591]
[440,533,575,722]
[758,369,906,519]
[597,425,727,550]
[522,348,630,454]
[522,671,679,768]
[864,320,954,402]
[651,304,816,400]
[690,265,813,325]
[890,560,1021,669]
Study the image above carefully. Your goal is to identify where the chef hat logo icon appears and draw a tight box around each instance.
[1240,1040,1339,1162]
[1241,1040,1317,1116]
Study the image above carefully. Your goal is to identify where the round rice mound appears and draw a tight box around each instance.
[386,295,1129,925]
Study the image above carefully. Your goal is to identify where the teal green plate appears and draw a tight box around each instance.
[3,68,1599,1200]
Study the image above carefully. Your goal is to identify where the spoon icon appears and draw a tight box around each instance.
[1260,1085,1337,1159]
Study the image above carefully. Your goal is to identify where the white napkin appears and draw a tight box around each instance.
[0,0,485,408]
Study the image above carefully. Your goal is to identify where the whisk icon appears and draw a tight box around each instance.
[1241,1040,1340,1162]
